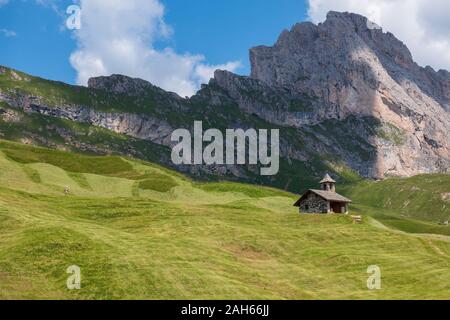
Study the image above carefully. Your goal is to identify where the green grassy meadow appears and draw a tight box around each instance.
[342,176,450,236]
[0,140,449,299]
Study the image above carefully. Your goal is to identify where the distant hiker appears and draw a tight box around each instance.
[64,186,70,195]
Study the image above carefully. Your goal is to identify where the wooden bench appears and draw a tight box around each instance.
[350,215,363,224]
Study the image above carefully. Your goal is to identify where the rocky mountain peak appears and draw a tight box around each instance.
[250,11,417,88]
[325,11,382,31]
[88,74,148,94]
[88,74,181,99]
[248,11,450,177]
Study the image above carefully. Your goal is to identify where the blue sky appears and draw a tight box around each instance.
[0,0,308,90]
[163,0,308,70]
[0,0,78,82]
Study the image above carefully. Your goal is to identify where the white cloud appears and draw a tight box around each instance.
[0,28,16,37]
[194,61,243,85]
[69,0,241,97]
[308,0,450,72]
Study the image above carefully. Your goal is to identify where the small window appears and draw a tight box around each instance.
[305,205,309,210]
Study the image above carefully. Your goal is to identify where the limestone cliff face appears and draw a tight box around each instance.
[249,11,450,177]
[1,91,174,146]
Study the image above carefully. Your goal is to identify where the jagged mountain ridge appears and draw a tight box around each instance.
[0,11,449,192]
[250,11,450,177]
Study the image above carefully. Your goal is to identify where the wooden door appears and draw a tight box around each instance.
[331,202,342,213]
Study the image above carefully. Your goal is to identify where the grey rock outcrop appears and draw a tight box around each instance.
[249,11,450,177]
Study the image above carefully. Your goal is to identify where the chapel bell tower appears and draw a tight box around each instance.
[320,173,336,193]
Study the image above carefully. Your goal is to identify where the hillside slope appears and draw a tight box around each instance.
[0,141,449,299]
[341,175,450,236]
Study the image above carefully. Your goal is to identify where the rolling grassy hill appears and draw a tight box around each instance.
[341,177,450,237]
[0,140,449,299]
